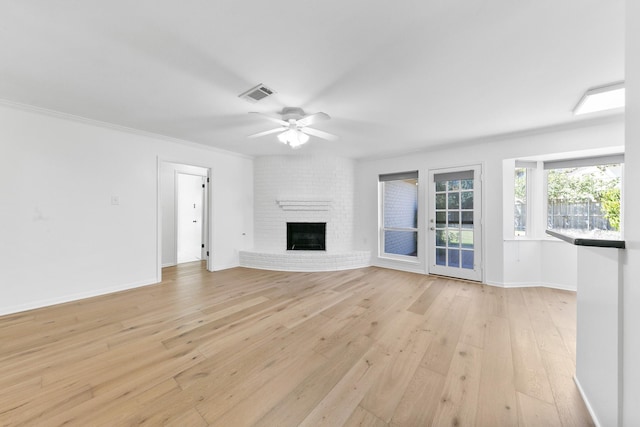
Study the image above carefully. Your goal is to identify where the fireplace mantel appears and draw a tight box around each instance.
[276,199,332,211]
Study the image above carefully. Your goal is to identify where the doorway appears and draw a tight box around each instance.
[159,161,210,273]
[177,173,205,264]
[428,164,483,281]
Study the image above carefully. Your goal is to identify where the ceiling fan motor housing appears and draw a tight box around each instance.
[281,107,305,121]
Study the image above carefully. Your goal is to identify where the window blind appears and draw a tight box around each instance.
[379,170,418,182]
[433,170,473,182]
[543,154,624,170]
[515,160,538,169]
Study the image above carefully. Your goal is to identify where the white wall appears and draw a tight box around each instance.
[502,240,542,286]
[539,241,578,289]
[160,162,208,267]
[0,103,253,316]
[253,155,354,252]
[502,240,578,290]
[623,2,640,425]
[501,156,579,290]
[576,246,623,427]
[354,118,624,286]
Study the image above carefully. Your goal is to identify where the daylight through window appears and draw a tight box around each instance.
[379,171,419,258]
[514,167,527,236]
[545,158,622,239]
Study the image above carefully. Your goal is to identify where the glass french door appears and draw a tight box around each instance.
[428,165,482,281]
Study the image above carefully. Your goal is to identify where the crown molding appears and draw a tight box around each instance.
[357,113,625,162]
[0,98,254,160]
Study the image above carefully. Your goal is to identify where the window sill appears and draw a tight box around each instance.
[379,254,420,264]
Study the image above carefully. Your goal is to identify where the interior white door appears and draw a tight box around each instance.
[428,165,482,281]
[177,173,204,264]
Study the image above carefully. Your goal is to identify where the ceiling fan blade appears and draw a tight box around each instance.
[296,112,331,128]
[248,127,285,138]
[249,111,288,126]
[300,127,338,141]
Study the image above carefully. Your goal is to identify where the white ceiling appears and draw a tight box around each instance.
[0,1,625,159]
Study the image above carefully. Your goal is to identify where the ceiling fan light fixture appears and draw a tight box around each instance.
[277,130,290,144]
[295,130,310,146]
[248,108,335,148]
[277,129,309,148]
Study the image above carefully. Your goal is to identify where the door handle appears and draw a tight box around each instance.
[430,227,435,230]
[193,220,197,223]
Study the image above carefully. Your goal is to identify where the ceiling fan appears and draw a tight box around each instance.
[248,107,338,148]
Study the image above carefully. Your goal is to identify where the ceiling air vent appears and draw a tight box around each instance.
[238,84,275,103]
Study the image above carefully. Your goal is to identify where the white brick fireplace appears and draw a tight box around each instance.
[240,155,370,271]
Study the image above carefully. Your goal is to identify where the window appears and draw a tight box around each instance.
[514,167,527,236]
[380,171,418,258]
[512,160,537,237]
[546,157,622,239]
[508,153,623,240]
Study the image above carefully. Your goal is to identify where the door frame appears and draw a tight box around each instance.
[427,163,484,282]
[156,158,213,282]
[175,171,207,264]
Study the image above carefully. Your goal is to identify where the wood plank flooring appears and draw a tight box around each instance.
[0,263,593,426]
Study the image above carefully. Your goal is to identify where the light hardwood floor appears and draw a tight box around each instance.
[0,263,593,426]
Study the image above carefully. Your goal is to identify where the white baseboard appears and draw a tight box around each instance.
[574,376,603,427]
[0,277,159,317]
[212,262,242,272]
[538,281,577,291]
[485,280,576,291]
[372,259,425,274]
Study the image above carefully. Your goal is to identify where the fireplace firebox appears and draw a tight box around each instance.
[287,222,326,251]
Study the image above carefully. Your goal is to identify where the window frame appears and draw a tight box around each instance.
[506,153,624,241]
[543,159,624,239]
[514,162,534,237]
[379,171,420,261]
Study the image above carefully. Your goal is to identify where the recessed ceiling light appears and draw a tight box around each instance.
[573,82,625,115]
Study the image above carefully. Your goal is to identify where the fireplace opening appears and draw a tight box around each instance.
[287,222,326,251]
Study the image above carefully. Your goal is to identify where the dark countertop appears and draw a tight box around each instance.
[546,229,625,249]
